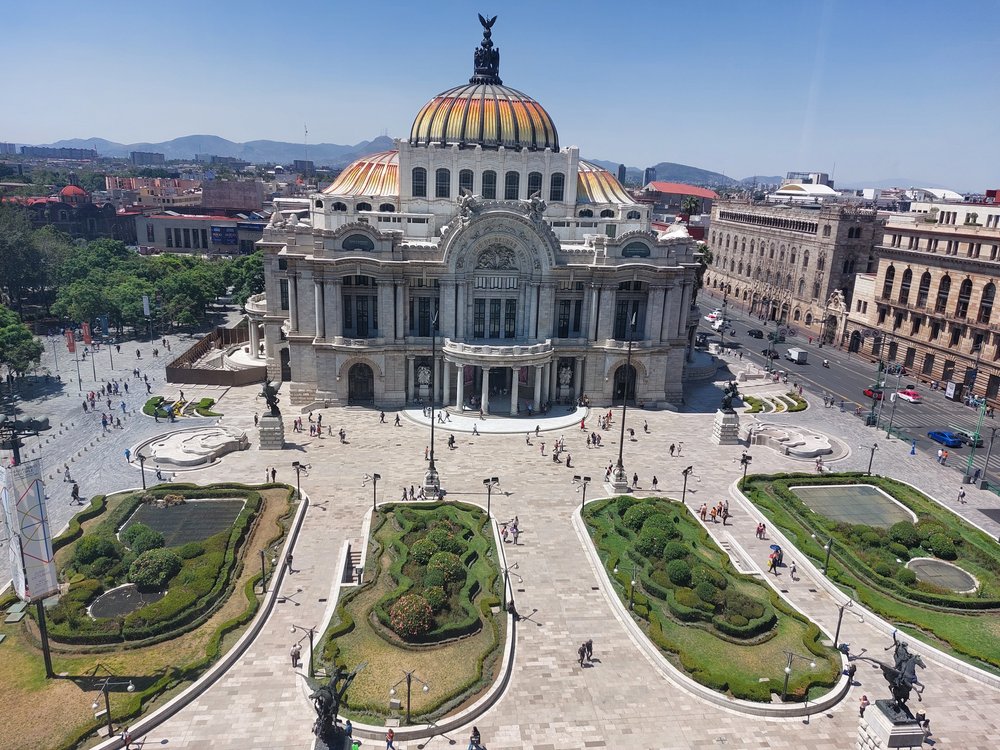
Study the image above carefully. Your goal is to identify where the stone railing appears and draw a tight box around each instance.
[244,293,267,315]
[442,338,553,365]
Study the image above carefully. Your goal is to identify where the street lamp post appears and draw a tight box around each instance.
[612,563,638,610]
[363,473,381,514]
[259,548,268,594]
[290,624,316,679]
[612,313,637,492]
[501,560,521,610]
[291,461,309,501]
[573,474,592,512]
[424,312,441,497]
[137,453,146,490]
[861,442,878,475]
[811,532,834,574]
[740,452,752,483]
[482,476,499,517]
[390,670,429,725]
[681,465,693,504]
[720,283,731,353]
[833,599,864,650]
[92,678,135,738]
[884,370,904,438]
[780,651,817,702]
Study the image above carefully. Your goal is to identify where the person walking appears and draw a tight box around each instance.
[254,413,259,427]
[271,467,277,483]
[859,695,870,717]
[124,448,131,463]
[71,483,80,504]
[958,487,967,503]
[121,727,133,750]
[578,642,587,667]
[467,726,482,750]
[936,448,943,464]
[632,472,639,488]
[290,643,301,668]
[651,475,659,491]
[286,553,294,573]
[669,443,675,456]
[394,414,401,426]
[584,638,593,661]
[942,449,949,465]
[386,728,396,749]
[380,410,386,423]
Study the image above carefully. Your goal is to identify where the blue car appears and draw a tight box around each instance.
[927,430,963,448]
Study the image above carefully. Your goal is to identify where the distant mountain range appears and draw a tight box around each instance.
[587,159,781,188]
[37,134,398,167]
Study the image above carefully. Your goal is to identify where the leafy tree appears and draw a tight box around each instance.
[0,305,43,374]
[694,241,712,290]
[0,205,44,311]
[229,251,264,307]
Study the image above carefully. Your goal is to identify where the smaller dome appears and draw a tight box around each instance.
[59,185,88,199]
[323,151,399,197]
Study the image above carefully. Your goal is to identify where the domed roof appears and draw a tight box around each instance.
[577,161,636,205]
[322,150,399,197]
[59,185,88,198]
[408,16,558,152]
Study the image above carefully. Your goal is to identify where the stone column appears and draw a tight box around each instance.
[395,282,405,340]
[533,365,543,412]
[548,360,557,403]
[646,286,665,343]
[456,283,467,340]
[288,275,299,332]
[440,280,455,338]
[456,365,465,409]
[575,356,584,400]
[661,283,675,342]
[378,283,394,339]
[481,366,490,414]
[678,282,693,338]
[588,286,600,341]
[597,286,616,341]
[443,361,451,407]
[314,280,326,340]
[407,356,415,403]
[326,279,342,340]
[538,283,555,340]
[524,283,537,340]
[247,315,259,357]
[510,366,520,416]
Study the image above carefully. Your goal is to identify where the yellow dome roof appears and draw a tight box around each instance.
[322,150,398,197]
[409,16,558,152]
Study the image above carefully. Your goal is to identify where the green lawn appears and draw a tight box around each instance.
[584,496,840,702]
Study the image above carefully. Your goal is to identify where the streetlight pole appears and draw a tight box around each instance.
[833,599,864,650]
[720,284,730,353]
[424,312,440,497]
[482,477,499,517]
[681,465,693,504]
[861,442,878,476]
[980,426,1000,489]
[363,473,381,514]
[290,624,316,679]
[259,549,268,594]
[613,313,637,491]
[780,651,816,702]
[292,461,309,501]
[884,370,904,438]
[92,678,135,738]
[740,452,752,483]
[812,532,834,574]
[501,560,520,610]
[573,475,592,512]
[965,399,988,481]
[390,670,429,725]
[137,453,146,489]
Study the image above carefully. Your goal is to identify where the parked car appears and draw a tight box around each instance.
[761,348,780,358]
[705,309,723,321]
[747,328,764,339]
[955,430,984,447]
[927,430,963,448]
[897,389,923,403]
[863,388,884,400]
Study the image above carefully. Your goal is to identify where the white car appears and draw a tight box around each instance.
[705,309,723,322]
[896,389,922,403]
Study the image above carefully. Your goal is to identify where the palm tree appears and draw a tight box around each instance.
[681,196,701,216]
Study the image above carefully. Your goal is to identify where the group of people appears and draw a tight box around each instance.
[698,500,729,524]
[399,485,426,502]
[500,516,520,544]
[935,448,950,465]
[576,638,594,667]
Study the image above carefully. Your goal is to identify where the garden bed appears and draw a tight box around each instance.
[583,496,839,702]
[742,472,1000,673]
[320,502,504,725]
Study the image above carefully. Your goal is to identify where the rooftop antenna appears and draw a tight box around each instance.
[304,124,309,164]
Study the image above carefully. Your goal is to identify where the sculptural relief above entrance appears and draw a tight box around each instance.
[476,246,517,270]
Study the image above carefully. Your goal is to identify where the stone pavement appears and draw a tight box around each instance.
[119,364,1000,749]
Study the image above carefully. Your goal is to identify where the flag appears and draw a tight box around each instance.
[81,322,92,345]
[64,329,75,353]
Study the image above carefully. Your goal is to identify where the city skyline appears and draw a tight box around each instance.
[5,0,998,190]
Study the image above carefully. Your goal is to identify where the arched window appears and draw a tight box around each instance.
[549,172,565,202]
[622,242,650,257]
[749,240,754,254]
[979,282,996,324]
[817,254,826,271]
[806,312,813,325]
[786,274,793,290]
[504,171,520,200]
[342,234,375,252]
[356,202,372,212]
[793,309,801,321]
[379,203,395,212]
[813,281,821,298]
[626,210,640,220]
[790,248,797,264]
[725,234,731,249]
[934,275,951,313]
[482,170,497,199]
[741,239,746,252]
[435,168,451,198]
[898,268,912,304]
[798,278,805,296]
[803,250,809,268]
[738,262,743,276]
[779,244,786,262]
[600,209,614,218]
[769,243,775,259]
[411,167,427,197]
[333,201,347,212]
[459,169,474,194]
[527,171,542,197]
[314,199,324,209]
[916,271,932,307]
[711,231,717,244]
[881,266,896,299]
[578,209,593,218]
[955,278,973,318]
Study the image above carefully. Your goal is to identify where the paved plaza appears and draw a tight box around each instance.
[7,344,1000,749]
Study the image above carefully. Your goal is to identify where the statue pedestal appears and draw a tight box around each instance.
[417,385,430,402]
[712,409,741,445]
[858,701,925,750]
[258,415,285,450]
[423,466,441,498]
[610,466,631,494]
[558,385,572,403]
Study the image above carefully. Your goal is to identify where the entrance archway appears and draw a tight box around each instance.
[348,363,375,404]
[849,330,862,353]
[279,348,291,382]
[612,364,637,405]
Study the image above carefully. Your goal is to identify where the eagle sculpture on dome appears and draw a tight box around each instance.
[472,14,502,84]
[478,14,497,31]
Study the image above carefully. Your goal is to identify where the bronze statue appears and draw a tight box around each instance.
[855,630,926,715]
[260,379,281,417]
[310,662,366,742]
[471,14,502,84]
[720,381,740,413]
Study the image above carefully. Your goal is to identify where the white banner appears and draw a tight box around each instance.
[0,459,59,602]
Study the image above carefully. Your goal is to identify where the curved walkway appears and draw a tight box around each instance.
[402,404,588,434]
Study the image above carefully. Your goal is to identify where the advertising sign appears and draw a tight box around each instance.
[81,322,92,345]
[64,328,75,353]
[211,226,238,245]
[0,460,59,602]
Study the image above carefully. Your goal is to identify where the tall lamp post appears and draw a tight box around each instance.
[424,312,440,497]
[390,670,429,725]
[363,472,381,514]
[137,453,146,490]
[860,442,878,475]
[573,474,592,512]
[613,313,637,492]
[613,563,638,610]
[979,425,1000,489]
[290,623,316,679]
[780,650,817,701]
[500,560,521,610]
[811,532,834,574]
[482,476,499,517]
[681,465,694,504]
[92,678,135,738]
[833,599,864,650]
[739,452,752,483]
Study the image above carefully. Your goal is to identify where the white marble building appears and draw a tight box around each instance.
[251,19,702,412]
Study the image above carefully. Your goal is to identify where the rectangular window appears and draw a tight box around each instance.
[942,360,956,382]
[279,279,289,310]
[911,317,922,335]
[929,320,940,341]
[557,300,571,338]
[950,326,962,347]
[504,299,516,338]
[613,298,629,339]
[435,169,450,198]
[146,224,155,242]
[193,229,201,249]
[183,228,191,248]
[201,228,208,247]
[356,297,369,338]
[174,228,182,247]
[165,227,173,248]
[459,170,474,194]
[343,295,352,328]
[482,171,496,199]
[921,353,935,376]
[527,172,542,197]
[473,299,486,338]
[504,171,519,200]
[418,297,430,337]
[489,299,501,338]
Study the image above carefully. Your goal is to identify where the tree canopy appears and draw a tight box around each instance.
[0,305,43,374]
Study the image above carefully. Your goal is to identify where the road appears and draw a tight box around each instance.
[698,292,1000,484]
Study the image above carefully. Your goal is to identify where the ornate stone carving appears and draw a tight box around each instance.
[416,365,432,386]
[558,366,572,386]
[477,245,517,270]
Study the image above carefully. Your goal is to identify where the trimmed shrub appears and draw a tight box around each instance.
[724,590,764,621]
[615,496,640,517]
[666,559,692,587]
[424,568,446,588]
[623,503,659,532]
[874,561,893,577]
[691,564,728,590]
[410,538,439,565]
[889,521,921,549]
[121,523,165,555]
[928,534,957,560]
[128,548,182,591]
[426,527,465,554]
[695,581,722,606]
[895,567,917,586]
[74,535,121,566]
[916,521,946,543]
[178,541,205,559]
[423,586,447,612]
[663,541,688,561]
[427,551,465,584]
[389,594,434,638]
[888,542,911,561]
[636,526,672,559]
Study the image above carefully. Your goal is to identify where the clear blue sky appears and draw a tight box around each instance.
[5,0,998,189]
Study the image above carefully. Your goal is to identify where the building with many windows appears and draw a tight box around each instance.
[251,18,702,410]
[843,203,1000,403]
[704,200,881,342]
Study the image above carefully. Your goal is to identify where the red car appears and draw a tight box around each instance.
[863,388,884,400]
[897,389,923,403]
